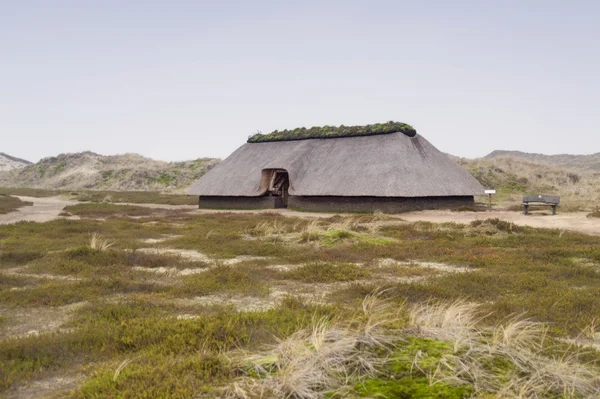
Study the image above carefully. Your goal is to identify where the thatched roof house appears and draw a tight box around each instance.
[189,122,484,212]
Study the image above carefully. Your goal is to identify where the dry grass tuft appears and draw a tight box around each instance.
[223,295,600,398]
[89,233,115,251]
[409,300,481,345]
[491,316,547,352]
[579,317,600,340]
[327,217,358,233]
[298,220,324,242]
[225,292,398,398]
[248,219,287,238]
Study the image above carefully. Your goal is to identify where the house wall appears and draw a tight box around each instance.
[198,195,474,212]
[288,196,474,213]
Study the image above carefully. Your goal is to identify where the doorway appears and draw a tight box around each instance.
[262,169,289,208]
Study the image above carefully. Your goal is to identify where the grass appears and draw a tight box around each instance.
[0,298,336,394]
[248,121,416,143]
[2,211,600,396]
[0,278,166,307]
[460,156,600,212]
[89,233,114,251]
[62,203,155,218]
[227,295,600,398]
[0,195,32,214]
[73,190,198,205]
[23,246,209,279]
[588,208,600,218]
[451,204,488,212]
[0,187,63,197]
[179,264,269,297]
[0,187,198,205]
[72,353,232,398]
[283,262,371,283]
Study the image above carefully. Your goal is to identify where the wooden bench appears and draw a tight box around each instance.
[522,194,560,215]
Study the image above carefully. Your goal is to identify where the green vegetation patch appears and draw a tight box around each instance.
[356,338,473,398]
[151,173,176,186]
[74,190,198,205]
[62,203,154,218]
[26,247,209,277]
[283,262,371,283]
[72,354,231,398]
[0,250,44,268]
[180,265,269,297]
[0,298,336,392]
[0,187,63,197]
[0,195,33,214]
[0,278,166,307]
[247,121,416,143]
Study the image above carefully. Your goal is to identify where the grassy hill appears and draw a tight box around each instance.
[0,152,219,192]
[486,150,600,171]
[459,153,600,211]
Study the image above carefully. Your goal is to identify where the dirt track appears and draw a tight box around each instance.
[1,198,598,236]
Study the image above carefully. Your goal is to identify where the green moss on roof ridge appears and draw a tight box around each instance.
[247,121,416,143]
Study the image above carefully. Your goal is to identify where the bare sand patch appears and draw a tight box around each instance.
[1,268,84,282]
[0,196,77,225]
[400,209,600,236]
[4,373,85,399]
[174,294,278,312]
[135,247,271,267]
[265,264,299,272]
[136,247,212,263]
[374,258,472,273]
[0,302,85,339]
[131,266,208,276]
[221,255,271,265]
[140,234,182,244]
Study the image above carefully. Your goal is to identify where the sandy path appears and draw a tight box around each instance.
[105,202,600,235]
[183,207,600,235]
[134,204,600,235]
[400,210,600,235]
[0,196,77,225]
[3,197,599,235]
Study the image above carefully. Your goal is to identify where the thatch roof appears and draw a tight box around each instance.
[248,121,416,143]
[189,132,485,197]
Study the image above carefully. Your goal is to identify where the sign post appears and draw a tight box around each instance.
[484,190,496,211]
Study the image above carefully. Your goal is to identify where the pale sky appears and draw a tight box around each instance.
[2,1,599,162]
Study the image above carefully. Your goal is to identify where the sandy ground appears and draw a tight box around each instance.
[0,196,77,225]
[399,209,600,235]
[1,197,598,235]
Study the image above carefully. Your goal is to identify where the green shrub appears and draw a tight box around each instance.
[0,298,337,391]
[0,187,63,197]
[71,354,232,398]
[180,265,268,297]
[283,262,371,283]
[0,250,44,268]
[0,195,32,214]
[62,203,154,218]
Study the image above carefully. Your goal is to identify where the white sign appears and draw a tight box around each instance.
[485,190,496,194]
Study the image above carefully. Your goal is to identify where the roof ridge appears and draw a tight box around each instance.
[247,121,416,143]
